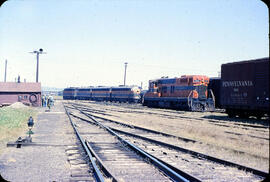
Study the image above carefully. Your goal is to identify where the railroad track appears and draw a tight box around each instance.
[81,101,269,141]
[75,101,269,131]
[64,104,195,182]
[66,103,267,181]
[70,102,269,147]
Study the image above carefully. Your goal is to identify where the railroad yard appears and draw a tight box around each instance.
[1,1,269,181]
[0,100,268,182]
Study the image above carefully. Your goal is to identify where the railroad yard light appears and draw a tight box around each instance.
[30,48,46,83]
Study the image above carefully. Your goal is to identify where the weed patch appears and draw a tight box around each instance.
[0,107,37,154]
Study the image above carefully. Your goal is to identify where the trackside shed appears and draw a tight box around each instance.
[0,82,41,107]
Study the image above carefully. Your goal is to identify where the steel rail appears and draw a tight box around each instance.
[73,108,192,182]
[85,141,118,182]
[72,108,266,160]
[69,111,183,182]
[64,105,105,182]
[72,102,269,129]
[110,127,268,178]
[108,127,201,181]
[70,113,199,182]
[69,108,268,178]
[73,105,196,143]
[73,103,269,135]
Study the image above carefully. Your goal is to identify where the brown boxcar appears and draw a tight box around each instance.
[220,57,269,119]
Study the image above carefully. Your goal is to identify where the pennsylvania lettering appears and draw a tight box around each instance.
[222,80,253,87]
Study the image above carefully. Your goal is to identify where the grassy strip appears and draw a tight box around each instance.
[0,107,37,155]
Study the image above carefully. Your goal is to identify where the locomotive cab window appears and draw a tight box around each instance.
[180,78,187,83]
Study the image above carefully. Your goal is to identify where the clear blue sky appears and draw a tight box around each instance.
[0,0,268,89]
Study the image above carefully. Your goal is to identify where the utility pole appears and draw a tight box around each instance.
[4,59,7,82]
[30,48,46,83]
[124,62,128,86]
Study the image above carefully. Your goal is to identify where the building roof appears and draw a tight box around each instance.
[0,82,41,92]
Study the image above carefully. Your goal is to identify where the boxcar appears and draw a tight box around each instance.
[220,57,269,119]
[143,75,215,111]
[63,87,78,100]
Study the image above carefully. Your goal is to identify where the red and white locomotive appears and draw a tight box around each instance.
[143,75,215,111]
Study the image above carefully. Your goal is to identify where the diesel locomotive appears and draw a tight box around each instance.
[142,75,215,111]
[63,86,141,103]
[63,87,78,100]
[63,57,269,117]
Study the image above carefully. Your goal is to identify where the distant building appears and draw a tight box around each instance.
[0,82,41,107]
[41,87,63,96]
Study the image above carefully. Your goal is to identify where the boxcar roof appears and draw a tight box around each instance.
[0,82,41,92]
[222,57,269,66]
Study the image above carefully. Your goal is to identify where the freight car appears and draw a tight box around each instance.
[63,87,78,100]
[220,57,269,119]
[208,77,221,108]
[142,75,215,111]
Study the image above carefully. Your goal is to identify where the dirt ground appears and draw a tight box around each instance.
[68,100,269,172]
